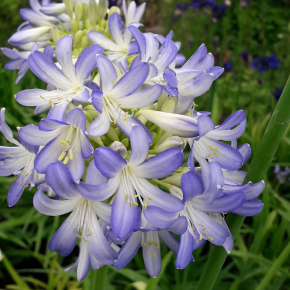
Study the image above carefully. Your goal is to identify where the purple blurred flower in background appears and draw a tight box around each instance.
[251,55,280,73]
[241,51,249,63]
[273,87,283,101]
[274,165,290,184]
[224,61,233,72]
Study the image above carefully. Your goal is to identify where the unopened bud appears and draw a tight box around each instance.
[158,91,168,110]
[82,4,88,26]
[81,35,89,49]
[74,30,84,45]
[64,0,73,19]
[88,0,97,26]
[75,2,83,24]
[97,0,108,21]
[111,141,127,158]
[51,26,61,44]
[107,128,119,142]
[161,96,177,113]
[121,138,129,148]
[70,20,78,35]
[156,136,185,153]
[185,109,194,118]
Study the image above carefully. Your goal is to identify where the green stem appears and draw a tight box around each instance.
[196,76,290,290]
[91,265,109,290]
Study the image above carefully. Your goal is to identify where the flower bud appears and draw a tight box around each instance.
[97,0,108,22]
[111,141,127,158]
[158,91,168,110]
[107,128,119,142]
[64,0,73,19]
[70,20,78,36]
[88,0,97,26]
[121,138,129,148]
[161,96,177,113]
[156,136,185,153]
[82,4,88,26]
[75,2,83,24]
[51,26,61,44]
[163,173,184,187]
[74,30,84,45]
[81,35,89,49]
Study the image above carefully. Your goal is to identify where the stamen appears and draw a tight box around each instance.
[61,145,67,149]
[51,103,55,109]
[40,94,44,99]
[58,96,63,100]
[133,202,138,206]
[85,239,88,245]
[144,204,147,210]
[60,140,67,144]
[151,252,156,257]
[49,98,52,104]
[125,194,129,200]
[77,234,82,239]
[58,151,66,161]
[199,234,202,240]
[133,195,138,198]
[24,185,28,188]
[69,149,73,160]
[19,180,23,185]
[23,173,29,176]
[201,227,206,231]
[148,196,152,200]
[114,119,116,125]
[87,231,92,236]
[63,156,69,165]
[141,242,146,246]
[208,237,213,241]
[125,117,128,121]
[130,201,132,207]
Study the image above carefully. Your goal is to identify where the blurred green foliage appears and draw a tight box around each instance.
[0,0,290,289]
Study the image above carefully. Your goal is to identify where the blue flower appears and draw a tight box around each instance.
[268,54,280,69]
[0,108,42,206]
[251,55,280,73]
[241,51,249,62]
[16,36,104,121]
[114,209,187,277]
[86,55,162,140]
[83,125,184,240]
[33,161,118,281]
[18,107,93,182]
[274,165,290,184]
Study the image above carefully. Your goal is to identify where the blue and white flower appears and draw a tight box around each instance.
[86,55,163,139]
[82,125,184,240]
[18,107,93,181]
[88,1,146,70]
[16,36,104,121]
[33,161,118,281]
[0,108,42,206]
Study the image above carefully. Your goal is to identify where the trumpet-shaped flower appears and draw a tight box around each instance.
[18,107,93,181]
[129,26,223,113]
[188,110,247,184]
[82,125,184,240]
[114,210,187,277]
[0,108,42,206]
[33,161,118,281]
[175,162,245,269]
[86,55,163,139]
[88,1,145,70]
[16,36,104,121]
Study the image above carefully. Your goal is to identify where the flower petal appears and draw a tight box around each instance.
[231,199,263,216]
[176,230,195,269]
[181,171,204,202]
[94,147,127,178]
[65,108,86,131]
[198,115,215,137]
[129,125,149,166]
[86,112,110,137]
[132,147,183,179]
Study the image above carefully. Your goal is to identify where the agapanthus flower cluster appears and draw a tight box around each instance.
[1,0,264,281]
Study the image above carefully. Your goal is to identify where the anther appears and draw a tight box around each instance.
[133,202,138,206]
[114,119,116,125]
[201,227,206,231]
[87,231,92,236]
[130,201,132,207]
[69,149,73,160]
[51,103,55,109]
[58,151,66,161]
[141,242,146,246]
[40,94,43,99]
[65,99,70,102]
[49,98,52,104]
[151,252,156,258]
[148,242,155,246]
[144,204,147,210]
[125,117,128,121]
[125,194,129,200]
[199,234,202,240]
[133,195,138,198]
[61,145,67,149]
[24,185,28,188]
[85,239,88,245]
[60,140,67,144]
[148,196,152,200]
[63,156,69,165]
[23,173,29,176]
[77,234,82,239]
[19,180,23,185]
[58,96,63,100]
[208,237,213,241]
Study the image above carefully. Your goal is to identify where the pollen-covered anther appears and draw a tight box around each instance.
[130,201,132,207]
[144,204,147,210]
[19,179,23,185]
[125,117,128,121]
[51,103,55,109]
[141,242,146,246]
[23,173,29,176]
[58,96,63,100]
[85,239,88,245]
[24,185,28,188]
[199,234,202,240]
[114,119,116,125]
[77,234,82,239]
[148,196,152,200]
[40,94,44,99]
[63,156,69,165]
[125,194,129,200]
[133,195,138,198]
[201,227,206,231]
[151,252,156,257]
[208,237,213,241]
[69,149,73,160]
[133,202,138,206]
[58,151,66,161]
